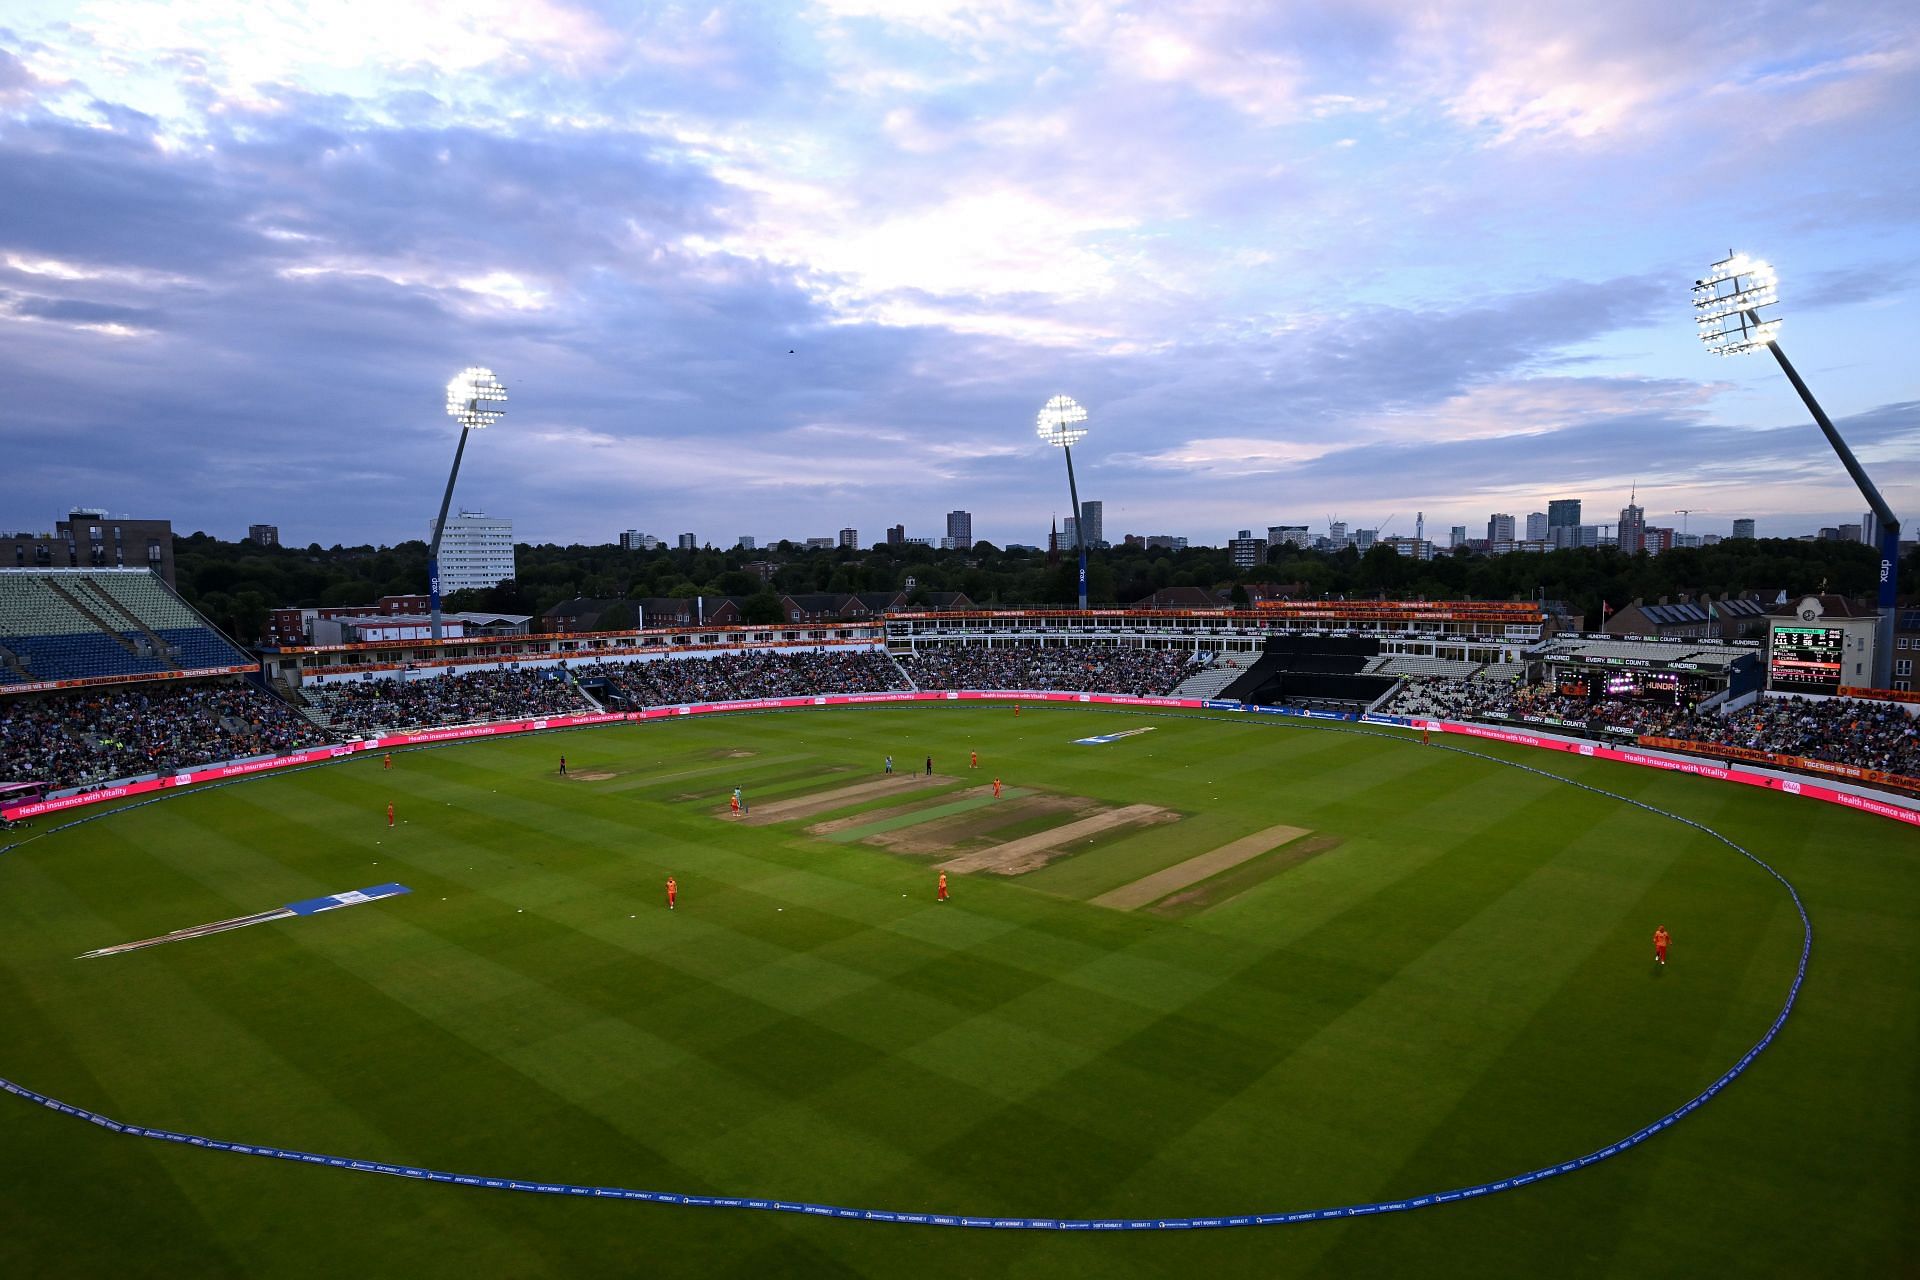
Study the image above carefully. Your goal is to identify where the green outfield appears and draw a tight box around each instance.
[0,704,1914,1278]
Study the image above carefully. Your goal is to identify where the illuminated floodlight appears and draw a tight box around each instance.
[1036,394,1089,447]
[446,366,509,428]
[430,366,507,641]
[1692,254,1780,356]
[1689,249,1902,685]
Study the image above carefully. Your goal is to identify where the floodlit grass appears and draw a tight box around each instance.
[0,704,1914,1278]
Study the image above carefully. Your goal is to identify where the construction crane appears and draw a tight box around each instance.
[1668,509,1707,536]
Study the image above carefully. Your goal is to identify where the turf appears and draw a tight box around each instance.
[0,704,1914,1278]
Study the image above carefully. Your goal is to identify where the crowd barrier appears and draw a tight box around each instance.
[7,692,1917,828]
[1636,736,1920,797]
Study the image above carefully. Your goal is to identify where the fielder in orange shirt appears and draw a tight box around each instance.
[937,871,949,903]
[386,802,395,828]
[729,793,740,818]
[383,752,392,770]
[667,877,677,910]
[970,750,978,769]
[1654,925,1670,966]
[992,777,1002,798]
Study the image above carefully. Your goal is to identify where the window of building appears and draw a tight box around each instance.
[1898,659,1913,678]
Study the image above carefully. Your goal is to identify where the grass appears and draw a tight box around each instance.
[0,703,1914,1278]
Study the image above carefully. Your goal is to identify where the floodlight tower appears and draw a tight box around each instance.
[1037,395,1091,610]
[1694,254,1901,685]
[429,367,508,641]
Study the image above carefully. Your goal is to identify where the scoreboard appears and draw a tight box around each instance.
[1768,626,1844,692]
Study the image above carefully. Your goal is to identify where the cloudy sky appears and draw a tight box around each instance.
[2,1,1916,549]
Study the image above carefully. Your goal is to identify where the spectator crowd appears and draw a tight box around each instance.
[1,680,331,789]
[900,644,1207,696]
[584,649,906,707]
[8,650,1912,800]
[312,667,590,734]
[1380,678,1920,780]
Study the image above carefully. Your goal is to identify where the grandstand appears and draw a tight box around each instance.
[0,569,253,685]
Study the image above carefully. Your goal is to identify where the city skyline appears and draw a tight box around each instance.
[1,3,1916,545]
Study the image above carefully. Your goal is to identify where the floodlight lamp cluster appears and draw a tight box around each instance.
[1693,254,1781,356]
[1036,394,1089,447]
[446,366,509,428]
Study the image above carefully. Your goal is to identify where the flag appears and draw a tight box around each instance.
[1601,600,1612,619]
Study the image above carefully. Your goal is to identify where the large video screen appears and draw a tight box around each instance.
[1769,626,1844,692]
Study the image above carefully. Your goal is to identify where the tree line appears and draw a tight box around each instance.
[171,530,1905,643]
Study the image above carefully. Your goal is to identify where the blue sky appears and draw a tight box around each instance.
[1,0,1915,548]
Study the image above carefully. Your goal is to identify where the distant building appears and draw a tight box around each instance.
[676,533,697,551]
[1618,500,1646,555]
[248,523,279,547]
[1525,512,1548,541]
[1547,499,1582,544]
[2,507,176,586]
[1079,500,1104,549]
[804,537,835,550]
[1227,529,1268,569]
[1603,595,1771,641]
[887,524,906,545]
[1383,536,1435,560]
[1643,527,1676,554]
[1449,525,1468,548]
[1487,513,1516,543]
[429,511,515,592]
[735,535,756,551]
[945,509,972,550]
[619,530,661,551]
[1731,518,1756,540]
[838,527,859,549]
[1836,523,1862,543]
[1268,524,1311,549]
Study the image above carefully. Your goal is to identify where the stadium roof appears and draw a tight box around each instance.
[1635,599,1768,627]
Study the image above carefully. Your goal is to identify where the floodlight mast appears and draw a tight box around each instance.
[429,367,508,642]
[1037,395,1091,610]
[1694,255,1901,685]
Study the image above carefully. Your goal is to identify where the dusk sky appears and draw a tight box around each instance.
[2,1,1916,549]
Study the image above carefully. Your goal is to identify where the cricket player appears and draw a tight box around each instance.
[938,871,948,903]
[383,752,392,770]
[993,777,1002,798]
[386,802,395,828]
[885,755,893,774]
[970,750,978,769]
[1654,925,1670,966]
[729,792,740,818]
[667,877,677,910]
[925,756,933,777]
[559,755,568,776]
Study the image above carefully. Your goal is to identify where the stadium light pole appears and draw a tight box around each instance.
[1693,254,1901,687]
[429,367,508,642]
[1037,395,1091,610]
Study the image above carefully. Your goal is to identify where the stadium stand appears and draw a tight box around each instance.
[899,645,1205,696]
[1169,656,1241,699]
[582,649,907,708]
[1218,635,1396,710]
[0,680,333,788]
[306,667,592,734]
[0,569,252,682]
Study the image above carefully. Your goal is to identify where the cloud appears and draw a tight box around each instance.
[0,1,1913,549]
